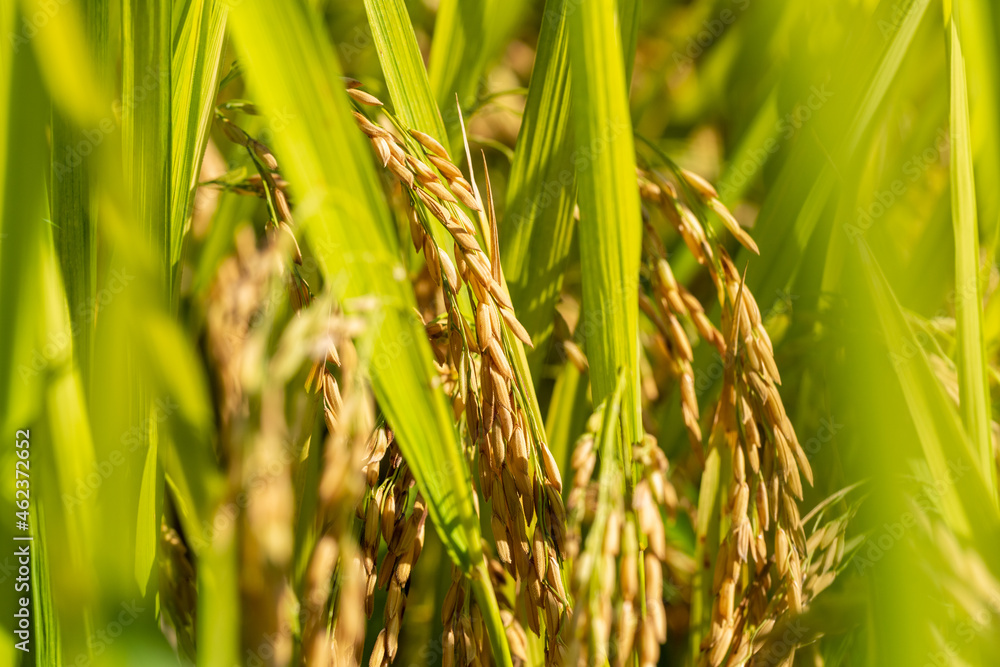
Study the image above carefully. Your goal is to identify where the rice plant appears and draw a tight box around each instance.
[2,0,1000,666]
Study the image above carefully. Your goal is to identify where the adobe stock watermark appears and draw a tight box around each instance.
[878,0,921,39]
[52,65,169,182]
[187,439,301,554]
[69,600,145,667]
[544,0,583,25]
[243,630,291,667]
[673,0,753,72]
[753,617,810,666]
[62,397,179,511]
[0,556,15,584]
[337,24,374,66]
[694,289,799,395]
[800,416,844,459]
[251,106,295,147]
[717,80,835,201]
[844,127,949,245]
[885,273,977,371]
[505,118,630,232]
[922,595,1000,667]
[8,0,71,53]
[18,267,135,383]
[853,457,971,575]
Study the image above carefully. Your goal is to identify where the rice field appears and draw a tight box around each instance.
[2,0,1000,666]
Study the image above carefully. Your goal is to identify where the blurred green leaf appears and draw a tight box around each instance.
[120,0,172,606]
[0,26,48,439]
[20,0,104,127]
[619,0,640,86]
[544,359,590,476]
[946,7,995,495]
[859,241,997,539]
[740,0,933,304]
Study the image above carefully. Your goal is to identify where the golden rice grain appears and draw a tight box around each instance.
[347,88,383,106]
[409,129,450,159]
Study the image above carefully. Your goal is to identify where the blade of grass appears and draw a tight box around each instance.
[31,506,61,664]
[40,0,110,389]
[41,353,98,661]
[568,0,643,444]
[121,0,171,603]
[945,5,995,496]
[49,114,97,386]
[858,240,998,539]
[363,0,447,142]
[361,0,468,307]
[544,359,590,478]
[227,2,510,663]
[689,446,721,661]
[619,0,641,87]
[19,0,104,128]
[123,0,171,271]
[168,0,228,288]
[565,370,626,666]
[0,6,48,477]
[955,0,1000,252]
[1,32,101,661]
[502,0,576,382]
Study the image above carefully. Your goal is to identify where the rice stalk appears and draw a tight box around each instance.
[349,87,570,665]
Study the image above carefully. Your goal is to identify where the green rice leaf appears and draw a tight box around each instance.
[122,0,171,272]
[169,0,228,281]
[1,35,102,661]
[35,0,110,389]
[49,113,97,386]
[689,446,721,660]
[618,0,640,86]
[502,0,576,381]
[121,0,172,605]
[362,0,464,280]
[568,0,643,444]
[31,507,61,663]
[363,0,447,141]
[20,0,104,127]
[945,7,995,495]
[544,360,590,475]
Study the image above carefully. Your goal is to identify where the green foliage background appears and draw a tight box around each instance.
[2,0,1000,665]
